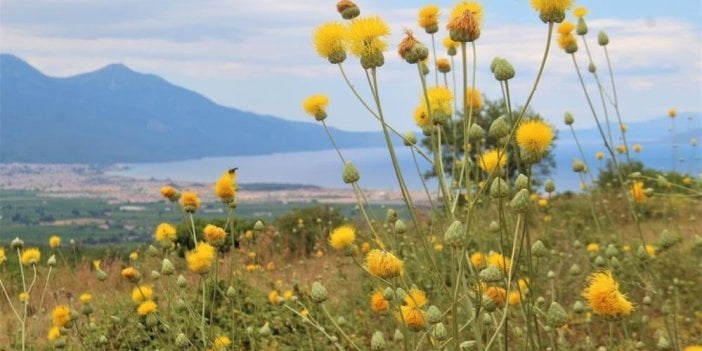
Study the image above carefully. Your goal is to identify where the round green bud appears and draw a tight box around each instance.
[341,6,360,20]
[175,333,189,348]
[47,255,57,267]
[360,49,384,69]
[657,335,671,350]
[259,322,272,337]
[432,322,448,341]
[383,287,395,301]
[371,331,386,350]
[515,174,529,190]
[342,162,360,184]
[148,245,159,257]
[544,179,555,193]
[539,9,566,23]
[489,220,500,233]
[161,258,175,275]
[488,116,510,139]
[572,300,586,314]
[469,123,485,141]
[447,47,457,56]
[565,41,579,54]
[572,159,586,173]
[532,240,547,257]
[226,286,237,298]
[479,264,503,283]
[494,58,515,81]
[427,305,442,324]
[594,256,607,268]
[394,219,407,234]
[576,17,588,35]
[96,269,107,282]
[393,329,404,341]
[598,31,609,46]
[327,50,346,64]
[405,43,429,64]
[444,220,465,247]
[510,189,531,213]
[460,341,477,351]
[569,263,581,275]
[80,304,93,316]
[659,229,679,249]
[564,112,575,125]
[482,295,497,312]
[588,62,596,73]
[386,208,398,223]
[254,220,265,231]
[403,132,417,146]
[311,281,328,303]
[176,275,187,288]
[610,256,621,271]
[150,270,160,280]
[643,296,652,305]
[490,178,511,199]
[605,244,619,258]
[547,301,568,328]
[11,237,24,250]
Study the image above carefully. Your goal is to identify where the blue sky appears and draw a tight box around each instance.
[1,0,700,133]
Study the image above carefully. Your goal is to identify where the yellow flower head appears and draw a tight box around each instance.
[370,290,389,313]
[620,124,628,132]
[129,251,138,261]
[186,242,215,273]
[268,290,280,305]
[361,242,371,253]
[465,87,482,110]
[154,223,177,242]
[558,33,577,51]
[366,249,403,279]
[442,36,458,50]
[436,58,451,72]
[616,144,627,154]
[508,291,522,305]
[49,235,61,249]
[79,293,92,304]
[413,105,430,127]
[398,305,426,331]
[214,169,237,200]
[137,300,157,316]
[329,225,356,250]
[313,22,347,61]
[283,289,294,301]
[213,336,232,350]
[51,305,71,328]
[557,21,575,35]
[516,119,554,156]
[418,5,440,29]
[180,191,201,212]
[449,1,484,24]
[484,287,507,308]
[21,248,41,266]
[683,346,702,351]
[596,151,605,160]
[19,292,29,302]
[0,247,6,265]
[631,181,646,203]
[470,252,486,267]
[633,144,641,152]
[582,271,634,317]
[121,266,140,280]
[404,289,428,308]
[160,185,178,201]
[478,150,507,173]
[538,199,548,208]
[486,252,511,273]
[48,326,61,341]
[347,16,391,57]
[131,285,154,303]
[302,94,330,118]
[668,108,677,118]
[645,244,657,257]
[530,0,574,22]
[586,243,600,253]
[203,224,227,245]
[424,87,453,122]
[573,6,588,18]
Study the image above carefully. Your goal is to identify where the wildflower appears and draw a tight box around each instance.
[516,119,554,161]
[632,144,642,153]
[154,223,177,243]
[342,162,361,183]
[557,21,577,52]
[336,0,360,20]
[132,285,154,303]
[413,106,430,127]
[404,289,428,308]
[79,293,92,304]
[447,2,482,42]
[424,87,453,124]
[418,5,440,33]
[347,16,391,67]
[160,186,179,201]
[311,281,328,303]
[484,287,507,308]
[180,191,201,213]
[668,108,677,118]
[329,225,356,250]
[20,248,41,266]
[19,292,29,302]
[213,336,232,350]
[121,266,141,281]
[573,6,587,18]
[683,346,702,351]
[129,251,138,261]
[49,235,61,249]
[465,87,482,110]
[478,150,507,174]
[93,260,101,269]
[366,249,403,279]
[283,290,294,301]
[203,224,227,246]
[52,305,71,327]
[586,243,600,253]
[617,144,627,154]
[314,22,347,64]
[631,181,646,203]
[186,242,215,273]
[645,244,657,257]
[47,326,61,341]
[399,305,426,331]
[268,290,280,305]
[470,252,486,267]
[361,242,371,253]
[486,252,511,273]
[137,300,157,316]
[436,58,451,73]
[370,290,389,313]
[0,247,6,265]
[214,169,237,201]
[596,151,605,160]
[538,199,548,208]
[508,291,522,305]
[302,94,330,121]
[582,271,634,317]
[530,0,573,23]
[442,37,458,56]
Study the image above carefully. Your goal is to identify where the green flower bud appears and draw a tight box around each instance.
[360,49,384,69]
[489,221,500,233]
[311,281,328,303]
[226,286,237,298]
[598,31,609,46]
[177,275,187,288]
[371,331,386,350]
[636,245,650,261]
[148,245,159,257]
[588,62,596,73]
[11,237,24,250]
[538,8,566,23]
[643,296,652,305]
[98,336,108,345]
[447,46,457,56]
[161,258,175,275]
[488,116,510,139]
[532,240,547,257]
[482,295,497,312]
[403,132,417,146]
[150,270,160,280]
[420,62,430,76]
[383,287,395,301]
[427,305,442,324]
[146,313,159,327]
[47,255,57,267]
[547,270,556,279]
[404,43,429,64]
[337,316,347,327]
[342,162,360,184]
[386,208,398,223]
[494,58,515,81]
[80,304,93,316]
[341,6,360,20]
[572,300,586,314]
[175,333,189,348]
[490,57,501,73]
[482,313,494,326]
[644,188,655,197]
[594,255,607,268]
[460,341,477,351]
[479,264,503,283]
[569,263,581,275]
[576,17,588,35]
[394,219,407,234]
[96,269,107,282]
[514,174,529,190]
[469,123,485,141]
[175,298,187,312]
[432,322,448,341]
[444,220,465,247]
[657,335,671,350]
[659,229,679,249]
[510,189,531,213]
[610,256,621,271]
[490,178,511,199]
[395,288,407,301]
[544,179,555,193]
[572,159,586,173]
[259,322,272,337]
[565,41,578,54]
[605,244,619,258]
[564,112,575,125]
[547,301,568,328]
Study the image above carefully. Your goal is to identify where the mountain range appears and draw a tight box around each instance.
[0,54,384,163]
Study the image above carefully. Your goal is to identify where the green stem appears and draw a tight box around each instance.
[410,148,435,210]
[322,303,361,351]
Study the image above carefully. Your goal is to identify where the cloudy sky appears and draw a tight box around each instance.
[2,0,701,132]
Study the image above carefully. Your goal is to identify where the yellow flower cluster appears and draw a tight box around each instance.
[582,271,633,317]
[180,191,201,212]
[347,16,391,58]
[366,249,403,279]
[186,242,215,273]
[49,235,61,249]
[131,285,154,303]
[20,248,41,266]
[478,150,507,173]
[370,290,389,313]
[154,223,177,242]
[214,169,237,201]
[398,289,428,331]
[204,224,227,245]
[329,225,356,250]
[631,181,646,203]
[516,119,554,156]
[418,5,440,30]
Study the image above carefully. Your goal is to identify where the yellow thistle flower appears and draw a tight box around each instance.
[19,292,29,302]
[538,199,548,208]
[518,278,529,293]
[154,223,177,243]
[20,248,41,266]
[616,144,627,154]
[347,16,391,57]
[283,290,294,301]
[52,305,71,328]
[49,235,61,249]
[558,33,577,51]
[478,150,507,174]
[530,0,573,22]
[329,225,356,250]
[683,346,702,351]
[268,290,280,305]
[361,242,371,254]
[434,243,444,252]
[160,185,178,201]
[645,244,657,257]
[404,289,428,308]
[436,58,451,72]
[0,247,6,265]
[484,287,507,308]
[180,191,201,212]
[596,151,605,160]
[633,144,641,152]
[582,271,633,317]
[620,124,628,132]
[47,326,61,341]
[186,242,215,273]
[508,291,522,305]
[465,87,482,110]
[92,260,101,269]
[573,6,588,18]
[413,106,430,127]
[129,251,138,261]
[418,5,440,29]
[442,36,458,50]
[244,230,254,240]
[470,252,486,267]
[516,119,554,156]
[213,336,232,350]
[586,243,600,253]
[622,245,631,253]
[137,300,157,316]
[370,290,389,313]
[79,293,92,304]
[365,249,403,279]
[121,266,139,280]
[302,94,330,118]
[668,108,677,118]
[245,264,261,273]
[486,252,511,273]
[424,87,453,122]
[631,181,646,203]
[449,1,483,24]
[214,170,237,201]
[313,22,347,61]
[131,285,154,303]
[398,305,426,331]
[203,224,227,245]
[557,21,575,35]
